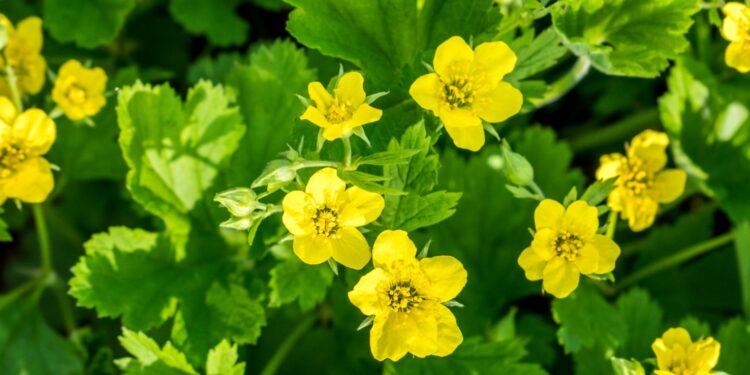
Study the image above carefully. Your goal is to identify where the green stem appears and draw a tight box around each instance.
[32,204,52,274]
[734,222,750,317]
[4,64,23,110]
[527,57,591,111]
[568,107,660,153]
[260,314,316,375]
[528,180,545,200]
[342,137,352,168]
[616,232,735,291]
[605,210,618,239]
[52,276,77,335]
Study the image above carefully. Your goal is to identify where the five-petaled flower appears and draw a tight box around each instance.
[518,199,620,298]
[721,2,750,73]
[596,130,686,232]
[52,59,108,121]
[409,36,523,151]
[0,96,56,203]
[652,327,721,375]
[0,13,46,96]
[300,71,382,141]
[282,167,384,270]
[348,230,466,361]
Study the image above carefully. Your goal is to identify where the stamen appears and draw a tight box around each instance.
[554,231,584,261]
[0,144,28,179]
[312,207,339,237]
[386,281,423,313]
[324,98,353,124]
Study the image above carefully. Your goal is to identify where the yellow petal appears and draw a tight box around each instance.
[339,186,384,227]
[563,200,599,238]
[409,73,442,112]
[347,103,382,130]
[322,123,346,140]
[607,187,625,213]
[628,130,669,172]
[432,304,463,357]
[1,157,54,203]
[305,167,345,206]
[404,309,439,358]
[439,106,481,128]
[372,230,417,268]
[535,199,565,230]
[292,234,332,265]
[688,337,720,371]
[0,96,17,125]
[473,81,522,124]
[661,327,693,349]
[334,71,366,106]
[596,153,626,180]
[725,41,750,73]
[348,268,389,316]
[420,255,467,302]
[443,123,484,151]
[655,169,687,204]
[300,106,330,129]
[13,108,55,156]
[370,313,409,361]
[281,190,315,236]
[622,197,659,232]
[433,36,474,77]
[330,226,371,270]
[518,247,546,281]
[651,339,673,371]
[722,2,750,42]
[307,81,333,109]
[13,17,43,53]
[530,228,556,262]
[542,257,580,298]
[574,244,599,275]
[472,41,517,81]
[590,234,620,274]
[17,53,46,95]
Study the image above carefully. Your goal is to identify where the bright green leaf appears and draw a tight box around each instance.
[269,257,334,311]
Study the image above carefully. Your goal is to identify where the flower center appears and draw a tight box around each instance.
[387,281,423,313]
[619,158,654,196]
[66,84,87,105]
[325,98,353,124]
[554,231,583,261]
[441,75,475,109]
[312,207,339,237]
[0,144,27,178]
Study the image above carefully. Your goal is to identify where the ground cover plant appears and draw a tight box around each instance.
[1,0,750,374]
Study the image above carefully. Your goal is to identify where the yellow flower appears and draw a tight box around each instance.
[596,130,686,232]
[409,36,523,151]
[0,96,56,203]
[300,72,382,140]
[721,2,750,73]
[348,230,466,361]
[281,168,384,269]
[52,60,108,121]
[0,14,46,96]
[652,327,721,375]
[517,199,620,298]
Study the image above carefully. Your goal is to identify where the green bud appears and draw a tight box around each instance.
[501,140,534,186]
[214,187,261,218]
[252,160,297,189]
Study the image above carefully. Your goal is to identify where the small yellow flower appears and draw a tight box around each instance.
[518,199,620,298]
[596,130,686,232]
[348,230,466,361]
[409,36,523,151]
[652,327,721,375]
[52,60,108,121]
[0,96,56,203]
[721,2,750,73]
[300,72,382,140]
[0,14,46,96]
[282,168,384,269]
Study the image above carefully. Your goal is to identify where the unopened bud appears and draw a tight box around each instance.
[501,140,534,186]
[252,160,297,189]
[215,188,260,218]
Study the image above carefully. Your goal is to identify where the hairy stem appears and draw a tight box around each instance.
[260,314,316,375]
[342,136,352,168]
[527,57,591,110]
[605,210,618,239]
[32,204,52,274]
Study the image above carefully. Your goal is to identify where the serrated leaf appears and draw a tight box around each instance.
[615,289,663,359]
[116,329,197,375]
[337,169,405,195]
[269,258,334,311]
[206,341,245,375]
[611,358,645,375]
[43,0,135,48]
[552,284,625,353]
[169,0,249,46]
[716,318,750,375]
[552,0,700,77]
[507,28,569,82]
[354,149,420,167]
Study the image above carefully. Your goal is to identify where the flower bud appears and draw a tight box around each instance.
[501,140,534,186]
[252,160,297,189]
[214,187,261,218]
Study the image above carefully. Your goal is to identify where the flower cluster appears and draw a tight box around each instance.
[651,327,721,375]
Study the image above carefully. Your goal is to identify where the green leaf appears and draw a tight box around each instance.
[507,28,569,82]
[116,329,197,375]
[552,0,700,77]
[354,149,420,167]
[269,257,334,311]
[716,318,750,375]
[579,178,616,207]
[380,121,461,232]
[43,0,135,48]
[169,0,249,46]
[0,289,83,374]
[206,341,245,375]
[552,284,625,353]
[615,289,663,359]
[285,0,499,88]
[390,337,546,375]
[226,40,315,185]
[337,169,405,195]
[0,208,10,242]
[70,227,266,364]
[117,81,245,239]
[611,358,645,375]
